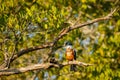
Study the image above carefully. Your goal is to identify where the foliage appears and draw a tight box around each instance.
[0,0,120,80]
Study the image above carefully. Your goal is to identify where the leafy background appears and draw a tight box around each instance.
[0,0,120,80]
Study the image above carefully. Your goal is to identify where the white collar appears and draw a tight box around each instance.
[66,45,73,49]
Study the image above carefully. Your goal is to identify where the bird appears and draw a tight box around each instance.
[65,41,76,71]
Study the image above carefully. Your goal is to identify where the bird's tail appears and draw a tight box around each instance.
[70,64,76,71]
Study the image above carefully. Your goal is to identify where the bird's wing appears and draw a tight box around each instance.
[74,50,76,60]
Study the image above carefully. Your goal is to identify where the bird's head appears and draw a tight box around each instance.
[64,41,73,50]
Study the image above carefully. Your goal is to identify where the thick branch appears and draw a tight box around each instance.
[0,61,93,76]
[11,42,54,62]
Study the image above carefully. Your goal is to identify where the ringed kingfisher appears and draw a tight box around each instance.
[65,41,76,71]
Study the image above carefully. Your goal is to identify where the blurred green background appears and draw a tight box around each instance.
[0,0,120,80]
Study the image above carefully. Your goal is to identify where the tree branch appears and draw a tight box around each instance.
[11,42,54,62]
[0,61,93,76]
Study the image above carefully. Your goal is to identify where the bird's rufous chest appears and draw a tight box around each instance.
[66,49,74,61]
